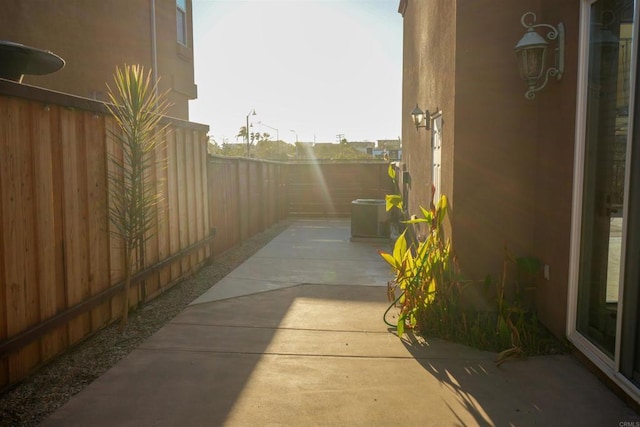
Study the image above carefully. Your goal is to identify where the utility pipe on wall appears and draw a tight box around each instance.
[150,0,159,100]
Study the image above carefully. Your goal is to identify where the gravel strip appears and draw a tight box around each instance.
[0,219,293,427]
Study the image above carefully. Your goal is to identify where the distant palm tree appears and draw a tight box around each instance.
[237,126,248,142]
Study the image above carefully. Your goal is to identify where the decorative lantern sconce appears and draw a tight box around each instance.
[514,12,565,100]
[411,104,430,130]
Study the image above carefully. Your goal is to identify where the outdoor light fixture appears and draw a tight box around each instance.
[514,12,565,100]
[411,104,430,130]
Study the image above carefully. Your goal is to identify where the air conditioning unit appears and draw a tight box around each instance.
[351,199,390,239]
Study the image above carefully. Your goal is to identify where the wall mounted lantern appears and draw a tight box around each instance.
[514,12,565,100]
[411,104,430,130]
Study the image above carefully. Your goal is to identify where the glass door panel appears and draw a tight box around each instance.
[577,0,634,357]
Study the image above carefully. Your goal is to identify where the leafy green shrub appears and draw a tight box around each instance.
[379,170,567,362]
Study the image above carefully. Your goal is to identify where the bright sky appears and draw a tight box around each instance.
[189,0,402,145]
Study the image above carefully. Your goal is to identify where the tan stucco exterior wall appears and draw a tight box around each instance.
[532,1,580,337]
[0,0,196,120]
[399,0,580,337]
[453,0,539,301]
[399,0,456,232]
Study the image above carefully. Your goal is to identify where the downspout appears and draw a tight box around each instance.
[150,0,159,100]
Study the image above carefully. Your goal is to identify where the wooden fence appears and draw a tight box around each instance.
[206,158,392,252]
[0,79,392,390]
[207,156,287,255]
[0,80,210,388]
[285,161,393,216]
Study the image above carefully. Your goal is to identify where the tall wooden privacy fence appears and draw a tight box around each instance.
[0,81,210,388]
[206,158,392,254]
[0,80,392,390]
[285,161,392,216]
[207,156,287,255]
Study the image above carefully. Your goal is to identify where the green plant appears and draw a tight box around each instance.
[385,162,403,213]
[379,194,453,337]
[379,164,566,361]
[105,64,170,331]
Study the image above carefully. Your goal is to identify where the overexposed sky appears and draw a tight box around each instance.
[189,0,402,144]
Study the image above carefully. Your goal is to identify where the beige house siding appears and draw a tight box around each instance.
[399,0,456,235]
[399,0,581,336]
[0,0,196,120]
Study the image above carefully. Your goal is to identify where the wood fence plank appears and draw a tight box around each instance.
[84,112,110,330]
[175,129,189,273]
[60,109,91,345]
[31,102,62,362]
[202,140,210,258]
[105,117,124,322]
[1,97,27,342]
[17,99,38,346]
[9,342,39,384]
[49,105,69,352]
[214,160,225,254]
[193,133,205,263]
[0,98,34,378]
[156,128,171,290]
[184,131,196,270]
[167,127,181,280]
[0,358,7,389]
[139,126,161,301]
[201,147,210,259]
[238,160,247,241]
[0,98,9,381]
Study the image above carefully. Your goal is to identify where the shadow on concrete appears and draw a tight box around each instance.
[43,284,387,426]
[400,330,640,426]
[44,215,640,426]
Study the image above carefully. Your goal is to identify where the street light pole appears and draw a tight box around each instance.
[245,109,256,156]
[290,129,298,143]
[258,121,279,141]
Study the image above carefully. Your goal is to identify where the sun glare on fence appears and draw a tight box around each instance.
[300,143,336,215]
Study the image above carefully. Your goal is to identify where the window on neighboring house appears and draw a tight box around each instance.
[177,0,188,46]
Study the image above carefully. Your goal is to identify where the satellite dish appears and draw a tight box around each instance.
[0,40,65,82]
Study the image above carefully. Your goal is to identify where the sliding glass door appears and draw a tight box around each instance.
[576,0,634,358]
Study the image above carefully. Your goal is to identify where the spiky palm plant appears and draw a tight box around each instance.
[105,65,170,331]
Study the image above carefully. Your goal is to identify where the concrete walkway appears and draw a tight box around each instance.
[45,219,639,426]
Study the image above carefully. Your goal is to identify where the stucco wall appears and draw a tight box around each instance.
[399,0,456,230]
[0,0,196,120]
[399,0,580,337]
[453,0,538,296]
[532,1,580,337]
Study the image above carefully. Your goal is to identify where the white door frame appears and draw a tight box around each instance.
[567,0,640,403]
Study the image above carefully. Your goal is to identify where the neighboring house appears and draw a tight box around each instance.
[349,140,376,154]
[398,0,640,404]
[377,139,401,150]
[377,139,402,160]
[0,0,197,120]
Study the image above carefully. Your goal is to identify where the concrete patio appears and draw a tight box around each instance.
[44,219,640,426]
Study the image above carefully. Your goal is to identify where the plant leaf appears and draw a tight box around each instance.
[397,316,405,337]
[392,230,407,264]
[385,194,403,212]
[388,162,396,181]
[436,195,448,225]
[379,250,400,270]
